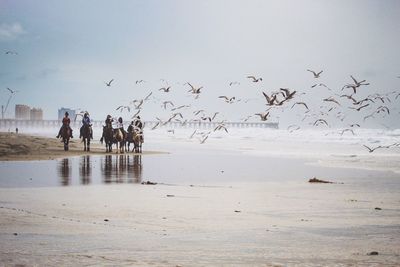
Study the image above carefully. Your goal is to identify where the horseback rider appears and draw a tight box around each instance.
[117,117,127,139]
[56,112,73,139]
[80,112,93,139]
[100,115,113,143]
[133,116,143,130]
[105,114,113,128]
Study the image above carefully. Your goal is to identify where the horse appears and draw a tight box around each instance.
[60,126,72,151]
[101,125,114,153]
[81,124,92,151]
[113,128,125,153]
[126,127,143,153]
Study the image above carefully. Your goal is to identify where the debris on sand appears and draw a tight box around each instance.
[166,194,175,197]
[104,219,109,222]
[367,251,379,256]
[141,181,157,185]
[234,210,241,213]
[375,207,382,210]
[308,177,334,184]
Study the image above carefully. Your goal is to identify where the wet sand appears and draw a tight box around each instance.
[0,132,399,266]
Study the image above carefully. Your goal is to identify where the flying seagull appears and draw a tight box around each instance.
[307,69,323,78]
[104,79,114,87]
[247,76,262,82]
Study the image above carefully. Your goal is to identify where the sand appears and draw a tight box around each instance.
[0,133,163,161]
[0,132,399,266]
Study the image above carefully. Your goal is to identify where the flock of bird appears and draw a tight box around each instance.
[98,68,400,152]
[4,50,400,152]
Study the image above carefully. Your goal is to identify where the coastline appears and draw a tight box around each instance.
[0,132,166,161]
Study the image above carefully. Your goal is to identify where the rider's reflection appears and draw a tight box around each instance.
[58,158,71,186]
[128,155,142,183]
[101,154,143,184]
[79,155,91,185]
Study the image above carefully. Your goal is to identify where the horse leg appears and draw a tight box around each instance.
[87,138,90,151]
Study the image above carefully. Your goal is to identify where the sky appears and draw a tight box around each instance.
[0,0,399,128]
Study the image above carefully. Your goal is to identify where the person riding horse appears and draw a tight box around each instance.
[116,117,127,139]
[133,116,143,130]
[100,115,113,143]
[56,112,73,139]
[79,112,93,139]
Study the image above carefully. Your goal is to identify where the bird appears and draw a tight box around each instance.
[199,135,209,144]
[376,106,390,115]
[323,97,341,106]
[135,80,145,84]
[104,79,114,87]
[349,104,369,111]
[159,86,171,92]
[5,51,18,55]
[162,101,174,109]
[186,82,203,94]
[343,75,369,94]
[151,122,160,130]
[247,76,262,82]
[6,87,19,94]
[131,109,141,119]
[291,102,309,110]
[340,94,357,103]
[307,69,323,78]
[352,98,374,106]
[363,145,383,153]
[189,130,197,139]
[262,92,277,106]
[311,83,331,90]
[133,99,144,109]
[193,110,205,116]
[350,124,360,128]
[171,112,183,119]
[229,81,240,86]
[214,125,228,133]
[255,112,270,121]
[144,92,153,101]
[171,105,190,111]
[313,119,329,127]
[287,125,300,132]
[116,105,130,112]
[280,88,296,100]
[218,96,236,103]
[339,129,355,136]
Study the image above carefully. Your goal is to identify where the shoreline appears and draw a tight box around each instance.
[0,132,167,162]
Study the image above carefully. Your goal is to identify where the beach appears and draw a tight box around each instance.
[0,130,399,266]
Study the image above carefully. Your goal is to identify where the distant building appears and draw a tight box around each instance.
[58,108,76,120]
[30,108,43,121]
[15,104,31,120]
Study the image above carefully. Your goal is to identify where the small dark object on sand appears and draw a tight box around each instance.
[234,210,241,213]
[141,181,157,185]
[166,195,175,197]
[308,177,334,183]
[375,207,382,210]
[367,251,379,256]
[13,233,18,236]
[104,219,109,222]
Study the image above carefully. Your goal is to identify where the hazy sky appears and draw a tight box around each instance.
[1,0,399,128]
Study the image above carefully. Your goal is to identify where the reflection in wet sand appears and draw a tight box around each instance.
[79,155,91,185]
[101,155,143,184]
[58,158,71,186]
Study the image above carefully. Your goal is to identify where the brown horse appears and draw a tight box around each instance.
[113,128,125,153]
[127,127,144,153]
[60,126,72,151]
